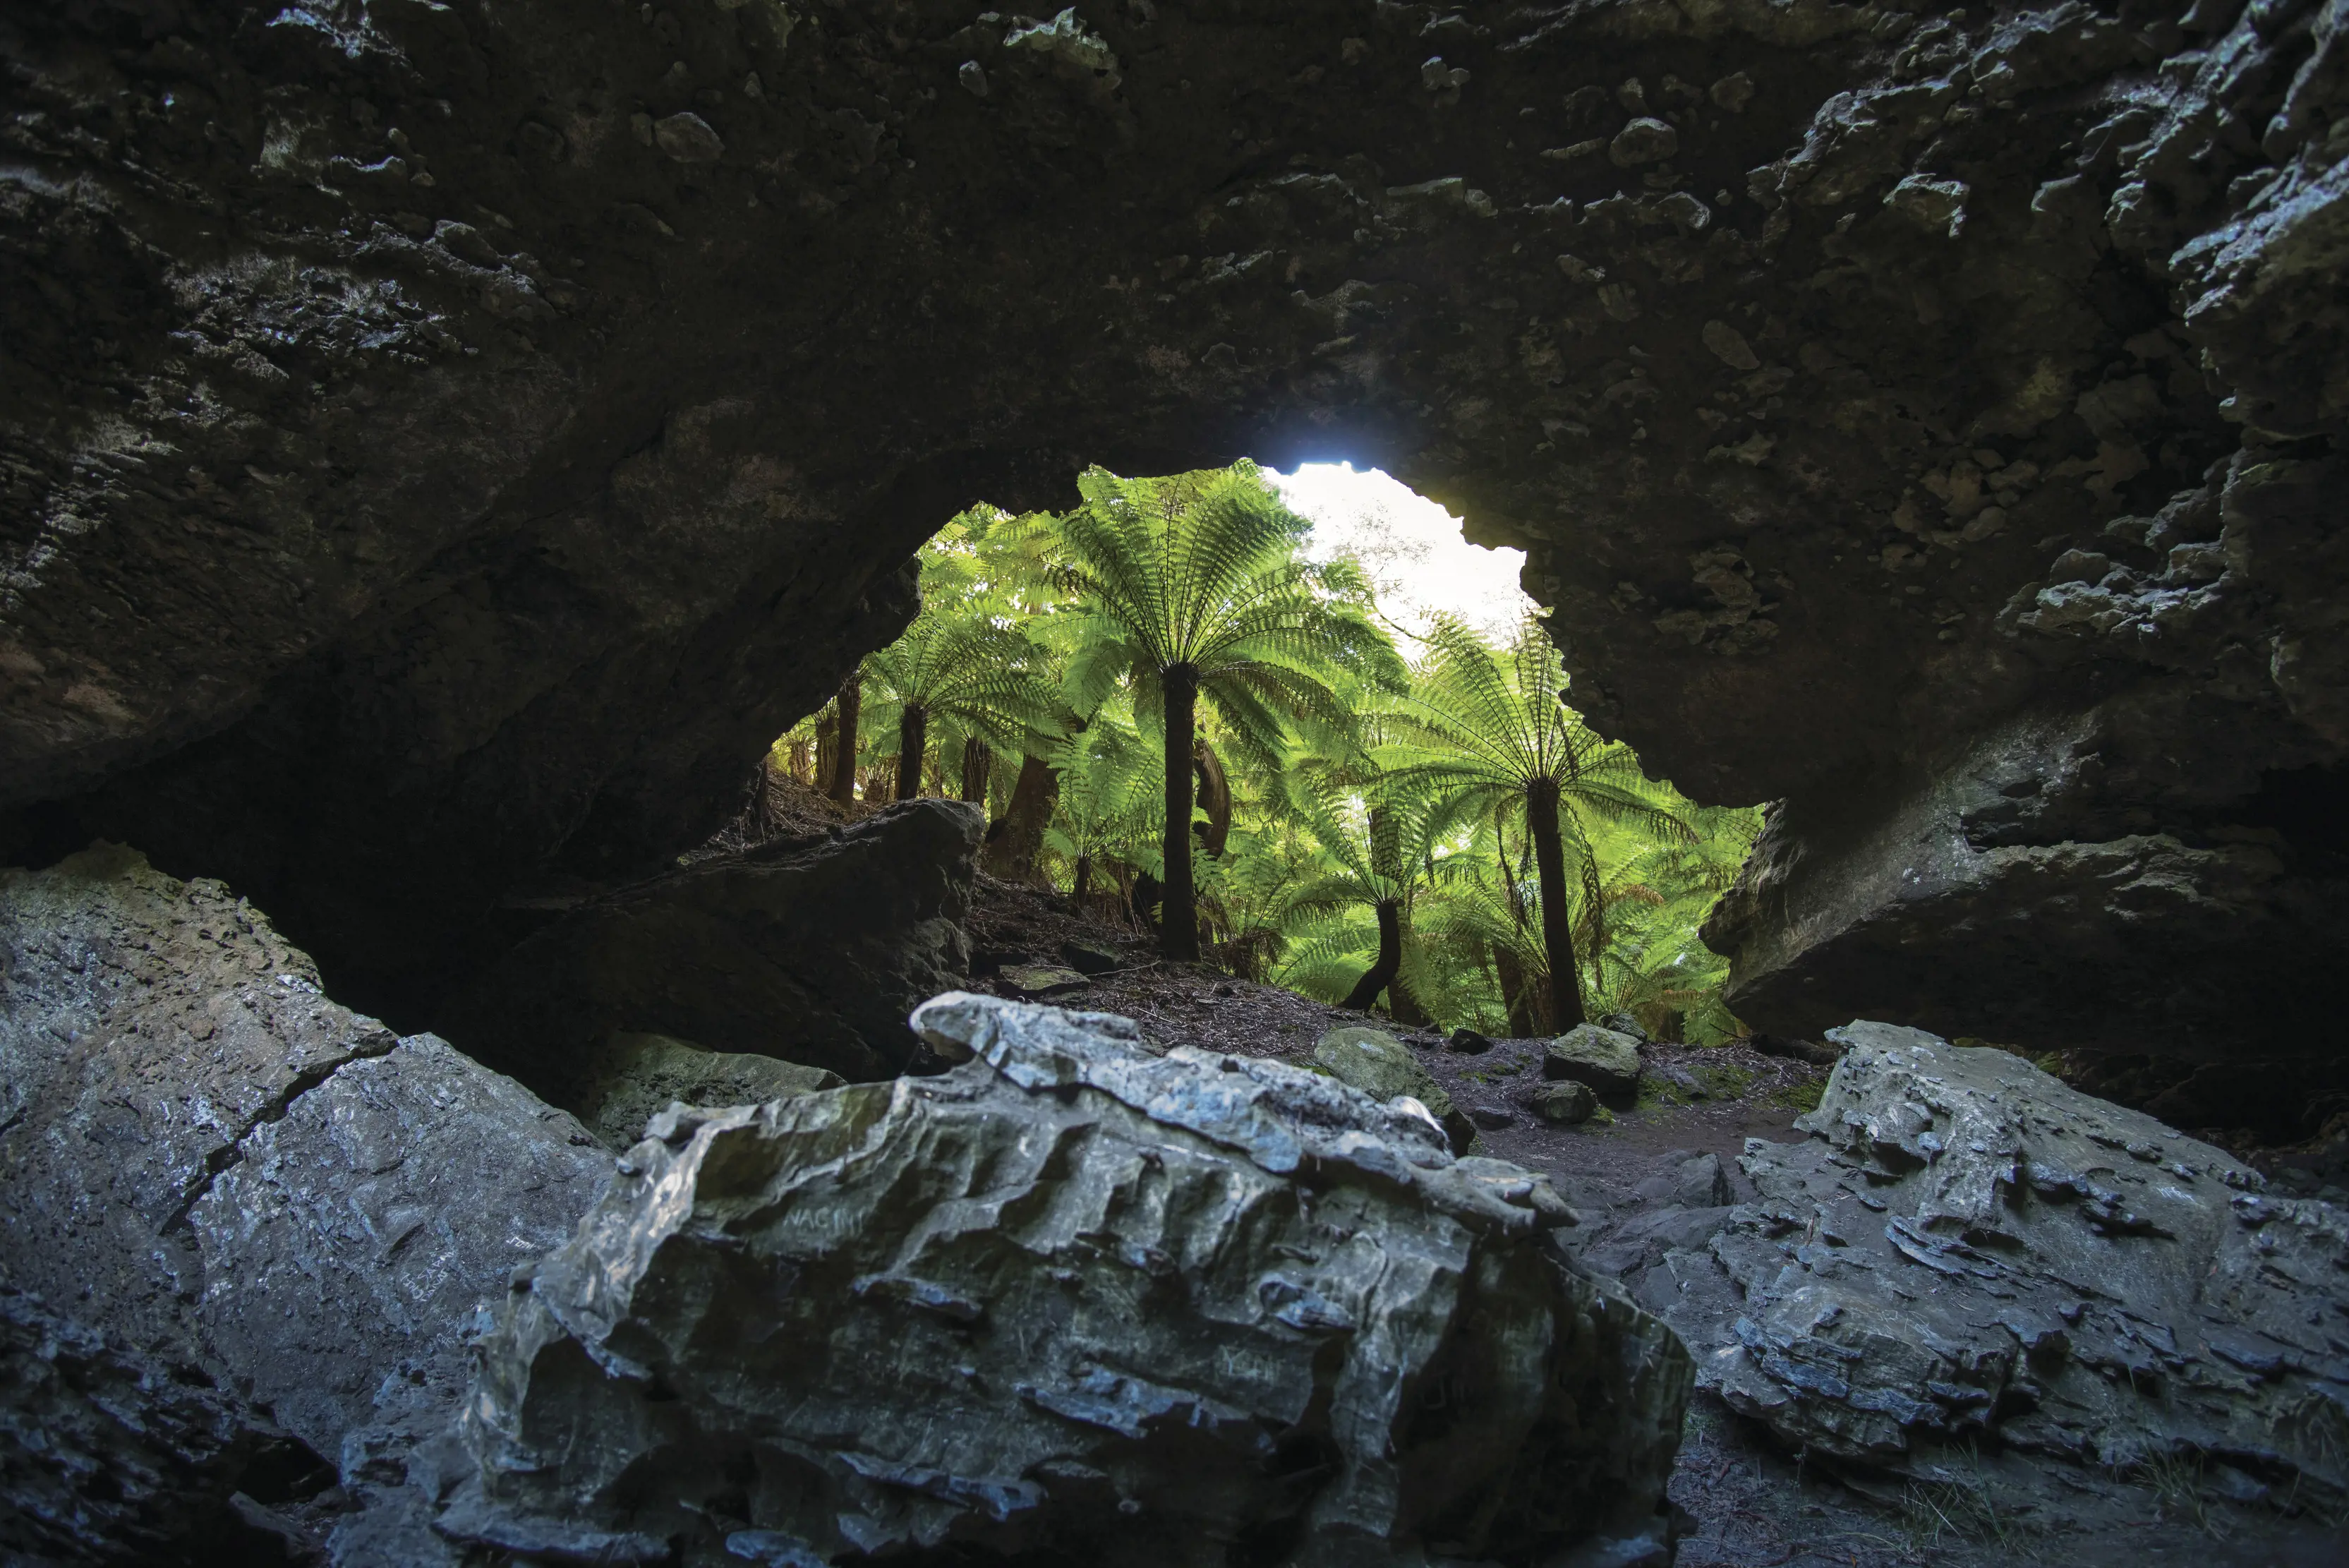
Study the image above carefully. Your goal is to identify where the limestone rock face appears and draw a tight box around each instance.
[0,1287,280,1565]
[190,1032,610,1463]
[8,0,2349,1056]
[1545,1025,1645,1097]
[446,994,1693,1567]
[0,847,610,1547]
[1655,1024,2349,1492]
[445,800,983,1092]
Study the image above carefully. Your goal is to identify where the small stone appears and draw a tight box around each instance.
[1609,117,1679,167]
[1883,173,1968,237]
[1000,963,1091,999]
[1447,1027,1495,1054]
[1615,77,1648,114]
[1534,1080,1598,1125]
[1059,941,1121,976]
[1709,72,1755,112]
[1420,56,1471,92]
[1470,1105,1515,1130]
[1598,1011,1650,1044]
[1541,138,1606,162]
[958,60,989,97]
[433,219,502,267]
[1544,1025,1643,1096]
[1672,1153,1733,1207]
[652,111,725,164]
[1702,320,1761,370]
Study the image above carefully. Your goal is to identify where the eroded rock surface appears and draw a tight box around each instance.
[444,798,982,1091]
[0,846,609,1554]
[0,1286,291,1566]
[445,994,1692,1567]
[1646,1024,2349,1493]
[6,0,2348,1054]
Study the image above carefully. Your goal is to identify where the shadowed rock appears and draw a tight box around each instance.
[577,1031,844,1150]
[444,799,983,1092]
[0,1287,301,1565]
[444,994,1692,1567]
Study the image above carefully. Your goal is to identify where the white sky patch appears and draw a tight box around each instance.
[1274,463,1535,644]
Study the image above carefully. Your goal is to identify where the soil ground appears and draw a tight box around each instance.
[960,874,2349,1568]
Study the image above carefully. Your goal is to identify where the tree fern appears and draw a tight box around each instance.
[1377,615,1695,1029]
[1049,462,1402,958]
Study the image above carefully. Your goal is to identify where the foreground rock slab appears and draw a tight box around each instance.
[1655,1024,2349,1495]
[446,994,1692,1567]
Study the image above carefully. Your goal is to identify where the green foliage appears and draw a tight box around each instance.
[777,462,1762,1035]
[1046,462,1403,957]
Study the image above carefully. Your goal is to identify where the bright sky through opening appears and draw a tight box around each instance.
[1274,463,1535,644]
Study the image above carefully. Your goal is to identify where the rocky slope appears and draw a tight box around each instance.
[5,1,2346,1050]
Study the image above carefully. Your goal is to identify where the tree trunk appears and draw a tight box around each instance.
[1192,737,1231,858]
[960,737,991,802]
[1073,853,1091,905]
[1159,666,1200,960]
[895,704,927,801]
[1342,900,1403,1011]
[1525,779,1587,1031]
[982,754,1057,881]
[828,674,862,805]
[1390,977,1430,1027]
[1130,872,1161,936]
[1494,943,1541,1037]
[814,711,837,792]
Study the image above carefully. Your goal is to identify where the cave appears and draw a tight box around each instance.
[5,0,2348,1561]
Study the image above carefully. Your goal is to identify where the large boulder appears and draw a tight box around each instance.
[443,800,982,1092]
[1655,1024,2349,1493]
[1313,1023,1475,1153]
[0,847,610,1555]
[442,994,1693,1567]
[1544,1025,1644,1098]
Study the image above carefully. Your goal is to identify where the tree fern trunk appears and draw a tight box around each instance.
[1342,900,1403,1011]
[895,704,927,801]
[959,737,990,802]
[1526,779,1588,1031]
[1073,854,1091,905]
[1493,943,1540,1037]
[983,754,1057,881]
[1160,666,1200,960]
[829,674,861,805]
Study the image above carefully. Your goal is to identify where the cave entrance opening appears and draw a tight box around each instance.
[747,459,1763,1049]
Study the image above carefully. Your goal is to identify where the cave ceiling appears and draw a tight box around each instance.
[4,0,2345,1048]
